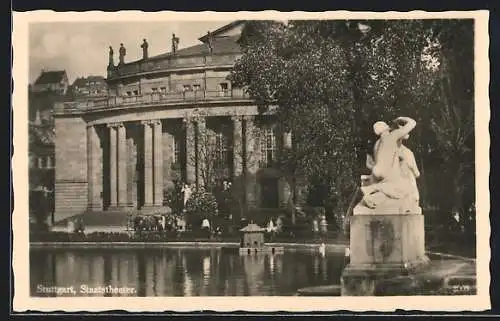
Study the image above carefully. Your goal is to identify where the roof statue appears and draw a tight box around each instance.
[141,39,149,60]
[119,43,126,65]
[108,46,114,67]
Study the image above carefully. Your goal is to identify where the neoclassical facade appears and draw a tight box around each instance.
[53,21,295,222]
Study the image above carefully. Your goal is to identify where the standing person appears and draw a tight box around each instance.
[160,215,166,232]
[67,219,74,234]
[202,217,211,238]
[182,183,193,212]
[276,216,283,234]
[312,217,319,239]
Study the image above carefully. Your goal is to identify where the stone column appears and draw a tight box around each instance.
[162,123,175,192]
[196,117,206,189]
[108,123,118,208]
[283,131,292,149]
[184,118,196,185]
[153,120,164,207]
[244,116,258,208]
[232,116,243,178]
[117,123,128,208]
[87,124,102,210]
[142,120,154,207]
[127,129,137,209]
[282,130,293,207]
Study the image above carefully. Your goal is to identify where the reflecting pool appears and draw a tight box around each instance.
[30,247,347,296]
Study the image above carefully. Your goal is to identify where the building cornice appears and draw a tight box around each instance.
[106,64,234,83]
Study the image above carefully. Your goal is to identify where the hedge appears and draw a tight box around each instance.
[29,230,343,244]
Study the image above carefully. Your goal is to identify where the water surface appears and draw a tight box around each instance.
[30,247,346,296]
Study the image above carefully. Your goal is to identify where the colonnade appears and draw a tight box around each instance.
[85,115,262,212]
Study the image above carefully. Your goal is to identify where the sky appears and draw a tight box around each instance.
[29,20,233,84]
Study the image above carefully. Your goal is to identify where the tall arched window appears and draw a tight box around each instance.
[260,127,276,168]
[46,155,52,168]
[215,131,229,169]
[173,135,182,165]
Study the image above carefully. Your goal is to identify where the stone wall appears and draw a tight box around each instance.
[108,70,233,98]
[54,116,88,221]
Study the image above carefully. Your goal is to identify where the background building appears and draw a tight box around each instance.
[68,76,108,100]
[53,21,296,224]
[31,70,69,95]
[29,69,70,227]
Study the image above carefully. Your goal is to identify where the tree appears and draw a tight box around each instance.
[185,115,231,192]
[230,19,475,231]
[231,20,361,225]
[30,190,51,231]
[184,189,218,230]
[163,179,184,214]
[427,20,475,235]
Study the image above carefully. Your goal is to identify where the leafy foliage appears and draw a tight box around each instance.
[163,180,184,214]
[186,117,233,191]
[230,19,475,231]
[184,189,219,228]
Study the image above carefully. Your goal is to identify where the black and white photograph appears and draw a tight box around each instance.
[12,10,490,312]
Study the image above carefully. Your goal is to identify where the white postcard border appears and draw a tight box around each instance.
[12,10,491,312]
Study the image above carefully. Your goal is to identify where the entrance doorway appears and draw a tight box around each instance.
[260,177,279,208]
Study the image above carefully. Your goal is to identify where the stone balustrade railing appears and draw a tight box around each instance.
[53,88,251,114]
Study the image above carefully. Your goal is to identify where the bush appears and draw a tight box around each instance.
[30,231,132,242]
[212,185,233,219]
[30,230,240,243]
[29,229,343,244]
[164,180,184,214]
[185,189,218,229]
[304,206,325,219]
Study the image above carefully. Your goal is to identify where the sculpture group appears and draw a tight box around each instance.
[354,116,421,215]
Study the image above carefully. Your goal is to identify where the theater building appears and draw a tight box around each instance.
[53,21,295,222]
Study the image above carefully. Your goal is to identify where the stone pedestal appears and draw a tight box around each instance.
[341,213,429,296]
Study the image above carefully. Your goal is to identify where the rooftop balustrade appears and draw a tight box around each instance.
[53,88,251,114]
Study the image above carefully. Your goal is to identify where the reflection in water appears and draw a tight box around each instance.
[313,255,320,276]
[321,256,328,281]
[137,251,146,296]
[269,254,276,277]
[30,248,346,297]
[203,256,211,286]
[242,254,265,296]
[182,255,193,297]
[103,255,112,297]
